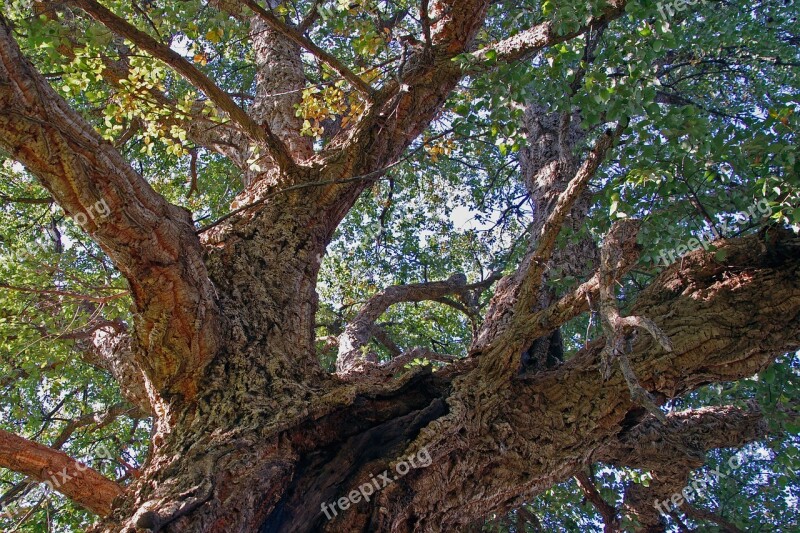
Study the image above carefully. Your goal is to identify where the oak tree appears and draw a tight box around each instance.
[0,0,798,531]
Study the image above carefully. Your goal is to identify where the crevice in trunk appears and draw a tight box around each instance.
[261,398,448,532]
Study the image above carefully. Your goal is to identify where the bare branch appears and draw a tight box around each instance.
[298,0,325,33]
[683,502,744,533]
[420,0,432,48]
[596,218,670,421]
[0,193,52,205]
[49,403,142,450]
[337,273,468,374]
[0,429,123,516]
[383,347,458,374]
[0,282,128,304]
[372,325,403,357]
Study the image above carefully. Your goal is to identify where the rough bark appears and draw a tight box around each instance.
[594,404,768,532]
[2,1,798,532]
[0,17,221,426]
[0,429,122,515]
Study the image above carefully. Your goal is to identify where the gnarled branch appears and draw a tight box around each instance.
[337,273,469,374]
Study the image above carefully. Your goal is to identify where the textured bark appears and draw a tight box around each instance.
[2,2,798,532]
[80,324,152,415]
[594,404,768,531]
[87,228,799,533]
[0,17,221,424]
[0,429,122,515]
[248,15,313,170]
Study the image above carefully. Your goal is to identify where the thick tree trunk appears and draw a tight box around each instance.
[2,2,797,532]
[91,225,799,533]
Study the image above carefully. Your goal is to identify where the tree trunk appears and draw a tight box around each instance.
[1,2,797,532]
[91,221,800,533]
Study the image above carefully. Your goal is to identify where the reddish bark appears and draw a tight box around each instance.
[0,429,122,516]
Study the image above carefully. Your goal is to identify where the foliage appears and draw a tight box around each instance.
[0,0,798,530]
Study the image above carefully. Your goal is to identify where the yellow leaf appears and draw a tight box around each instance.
[205,28,222,43]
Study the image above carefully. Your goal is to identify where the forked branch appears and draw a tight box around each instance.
[597,219,672,422]
[502,124,625,349]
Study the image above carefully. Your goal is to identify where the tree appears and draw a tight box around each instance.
[0,0,798,531]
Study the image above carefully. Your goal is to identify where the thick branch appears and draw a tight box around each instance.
[595,404,768,471]
[78,325,152,414]
[593,404,766,531]
[0,429,122,516]
[365,230,800,531]
[337,273,468,374]
[512,124,623,326]
[470,124,620,358]
[0,17,220,405]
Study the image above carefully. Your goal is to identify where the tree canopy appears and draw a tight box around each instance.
[0,0,798,531]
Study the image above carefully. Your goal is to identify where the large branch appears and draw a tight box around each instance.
[511,124,623,331]
[355,230,800,531]
[0,17,220,405]
[69,0,295,171]
[593,404,767,531]
[336,273,468,374]
[575,470,620,532]
[0,429,122,516]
